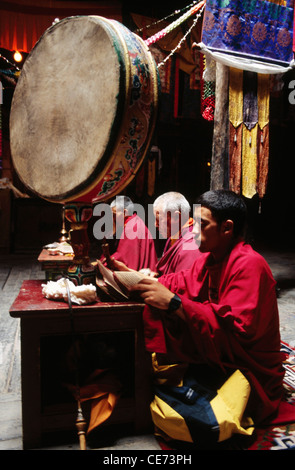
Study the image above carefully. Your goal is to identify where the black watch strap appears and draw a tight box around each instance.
[167,294,182,312]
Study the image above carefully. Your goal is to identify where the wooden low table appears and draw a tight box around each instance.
[10,280,153,449]
[37,249,74,280]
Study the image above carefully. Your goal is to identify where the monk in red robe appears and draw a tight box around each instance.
[131,190,284,425]
[153,192,201,276]
[101,195,158,272]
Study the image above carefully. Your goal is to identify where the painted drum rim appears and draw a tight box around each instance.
[77,18,159,204]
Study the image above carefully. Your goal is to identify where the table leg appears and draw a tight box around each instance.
[20,319,42,449]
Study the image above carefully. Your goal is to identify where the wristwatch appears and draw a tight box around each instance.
[167,294,182,313]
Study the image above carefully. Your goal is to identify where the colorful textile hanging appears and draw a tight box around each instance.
[200,0,294,73]
[228,69,270,199]
[229,68,243,194]
[149,45,172,94]
[257,74,270,199]
[200,54,216,121]
[242,71,258,199]
[202,0,294,64]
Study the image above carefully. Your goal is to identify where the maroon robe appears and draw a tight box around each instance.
[143,241,284,424]
[157,223,202,276]
[110,214,158,271]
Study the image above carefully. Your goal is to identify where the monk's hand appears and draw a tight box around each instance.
[130,278,174,310]
[101,257,131,272]
[111,259,133,272]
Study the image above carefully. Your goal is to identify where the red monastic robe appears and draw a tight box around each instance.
[143,241,285,424]
[157,223,202,276]
[110,214,158,271]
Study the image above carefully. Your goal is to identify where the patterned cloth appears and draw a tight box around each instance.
[228,69,270,199]
[247,342,295,450]
[202,0,294,66]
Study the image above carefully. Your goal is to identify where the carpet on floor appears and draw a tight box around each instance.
[247,341,295,450]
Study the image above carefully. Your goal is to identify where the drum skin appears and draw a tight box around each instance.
[10,16,159,203]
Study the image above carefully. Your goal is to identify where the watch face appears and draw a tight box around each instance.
[168,294,181,312]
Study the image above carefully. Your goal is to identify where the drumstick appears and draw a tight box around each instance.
[102,237,113,269]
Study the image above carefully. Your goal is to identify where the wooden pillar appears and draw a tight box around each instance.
[210,62,229,190]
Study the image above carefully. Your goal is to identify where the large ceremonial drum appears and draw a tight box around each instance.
[10,16,159,203]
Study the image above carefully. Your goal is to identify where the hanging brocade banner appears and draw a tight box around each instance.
[200,0,294,73]
[198,0,278,200]
[200,53,216,121]
[229,68,243,194]
[257,74,270,199]
[242,71,258,199]
[228,68,270,199]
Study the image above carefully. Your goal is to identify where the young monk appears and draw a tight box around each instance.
[131,190,284,425]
